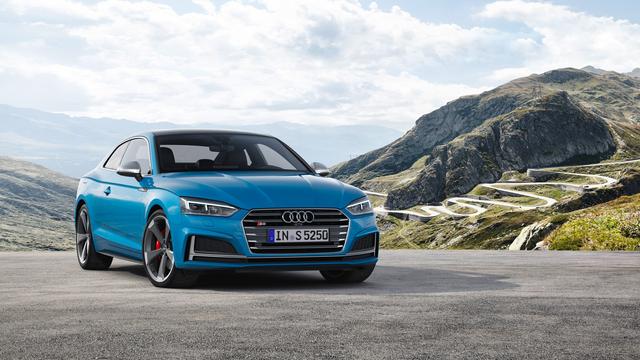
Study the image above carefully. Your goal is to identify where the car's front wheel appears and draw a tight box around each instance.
[76,205,113,270]
[320,264,376,283]
[142,210,198,288]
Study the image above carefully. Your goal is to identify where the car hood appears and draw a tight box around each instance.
[154,171,364,210]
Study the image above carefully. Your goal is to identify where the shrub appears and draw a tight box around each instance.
[548,213,640,251]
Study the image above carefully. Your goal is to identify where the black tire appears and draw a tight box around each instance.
[76,205,113,270]
[320,264,376,283]
[142,210,199,288]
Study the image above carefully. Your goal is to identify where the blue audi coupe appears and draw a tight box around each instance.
[75,130,379,287]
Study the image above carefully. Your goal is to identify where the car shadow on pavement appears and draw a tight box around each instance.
[108,263,516,294]
[109,264,147,277]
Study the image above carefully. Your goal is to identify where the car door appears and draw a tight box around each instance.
[90,140,130,252]
[105,138,152,258]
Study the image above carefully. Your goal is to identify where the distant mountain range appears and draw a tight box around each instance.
[333,67,640,209]
[0,105,403,177]
[2,66,639,251]
[0,156,76,250]
[582,65,640,78]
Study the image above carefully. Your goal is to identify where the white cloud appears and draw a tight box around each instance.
[3,0,99,20]
[483,66,532,84]
[191,0,216,15]
[2,0,638,128]
[0,0,495,127]
[480,0,640,74]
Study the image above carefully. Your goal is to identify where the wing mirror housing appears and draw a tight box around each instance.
[117,161,143,181]
[311,162,331,177]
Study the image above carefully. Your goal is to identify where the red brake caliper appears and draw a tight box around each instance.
[154,226,166,250]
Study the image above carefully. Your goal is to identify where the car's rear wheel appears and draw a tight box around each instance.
[143,210,198,288]
[320,264,376,283]
[76,205,113,270]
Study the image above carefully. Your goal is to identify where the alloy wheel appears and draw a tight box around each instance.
[76,208,91,264]
[144,215,175,283]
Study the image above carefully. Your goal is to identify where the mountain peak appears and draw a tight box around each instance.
[581,65,609,75]
[333,66,640,207]
[385,89,616,208]
[537,68,593,84]
[628,68,640,78]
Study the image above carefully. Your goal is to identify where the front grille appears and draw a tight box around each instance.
[242,209,349,254]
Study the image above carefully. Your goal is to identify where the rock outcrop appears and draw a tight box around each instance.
[385,92,615,208]
[509,222,557,250]
[333,68,640,209]
[332,92,530,186]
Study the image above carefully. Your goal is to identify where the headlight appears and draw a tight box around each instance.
[346,197,373,215]
[180,197,238,217]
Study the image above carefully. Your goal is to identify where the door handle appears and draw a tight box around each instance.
[104,186,111,196]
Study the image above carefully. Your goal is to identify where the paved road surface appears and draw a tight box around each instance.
[1,250,639,359]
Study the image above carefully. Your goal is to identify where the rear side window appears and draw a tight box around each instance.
[121,138,152,175]
[104,142,129,170]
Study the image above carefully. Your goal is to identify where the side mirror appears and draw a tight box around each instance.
[311,162,331,177]
[117,161,143,182]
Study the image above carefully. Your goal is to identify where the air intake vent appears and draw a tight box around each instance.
[351,233,377,252]
[193,236,239,255]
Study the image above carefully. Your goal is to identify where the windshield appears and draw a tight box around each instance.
[155,133,311,173]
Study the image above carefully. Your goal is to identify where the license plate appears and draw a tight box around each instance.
[267,228,330,243]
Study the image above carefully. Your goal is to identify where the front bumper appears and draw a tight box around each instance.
[169,208,379,270]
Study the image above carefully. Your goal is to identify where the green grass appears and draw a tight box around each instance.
[379,176,640,250]
[546,194,640,251]
[610,122,640,159]
[552,160,640,179]
[378,206,548,250]
[368,194,386,208]
[362,156,426,193]
[499,171,531,182]
[511,185,578,201]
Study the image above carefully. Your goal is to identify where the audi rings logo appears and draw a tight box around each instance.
[282,210,315,224]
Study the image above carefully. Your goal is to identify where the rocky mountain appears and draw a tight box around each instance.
[0,157,76,250]
[333,68,640,208]
[583,65,640,79]
[581,65,609,75]
[0,105,402,177]
[386,92,614,207]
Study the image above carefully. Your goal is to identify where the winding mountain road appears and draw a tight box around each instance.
[366,159,637,222]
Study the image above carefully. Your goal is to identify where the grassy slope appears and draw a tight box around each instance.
[546,193,640,250]
[0,157,76,250]
[379,162,640,250]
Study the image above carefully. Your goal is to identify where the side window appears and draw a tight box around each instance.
[244,149,252,166]
[104,141,129,170]
[121,139,152,175]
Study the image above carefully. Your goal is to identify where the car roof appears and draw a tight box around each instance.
[148,129,274,137]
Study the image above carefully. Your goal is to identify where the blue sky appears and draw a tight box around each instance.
[374,0,640,24]
[0,0,638,129]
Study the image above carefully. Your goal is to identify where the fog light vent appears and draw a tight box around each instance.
[352,233,377,251]
[193,236,239,254]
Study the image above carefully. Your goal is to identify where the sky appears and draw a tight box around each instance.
[0,0,639,130]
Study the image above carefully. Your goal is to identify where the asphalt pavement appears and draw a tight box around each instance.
[0,250,639,359]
